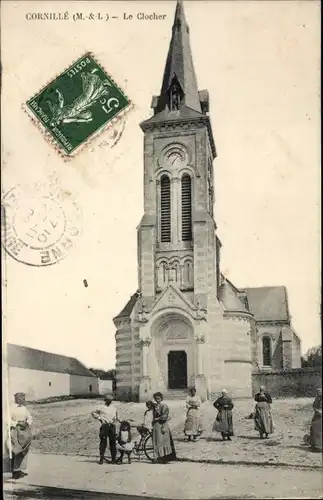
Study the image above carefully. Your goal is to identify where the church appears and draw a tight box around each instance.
[114,1,301,402]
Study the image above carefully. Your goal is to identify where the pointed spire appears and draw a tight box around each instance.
[157,1,201,113]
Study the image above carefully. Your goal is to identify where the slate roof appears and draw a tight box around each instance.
[141,105,204,127]
[244,286,289,322]
[140,1,217,158]
[157,0,201,113]
[7,343,96,377]
[219,278,250,313]
[219,274,290,323]
[114,291,139,320]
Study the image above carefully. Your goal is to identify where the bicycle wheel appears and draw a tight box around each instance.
[135,436,146,458]
[132,442,139,457]
[144,434,154,462]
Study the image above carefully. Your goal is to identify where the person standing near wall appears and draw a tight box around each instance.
[91,395,118,464]
[6,392,33,479]
[254,385,274,439]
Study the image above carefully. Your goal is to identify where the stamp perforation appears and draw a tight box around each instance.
[22,51,133,160]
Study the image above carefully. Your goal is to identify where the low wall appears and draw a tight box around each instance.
[252,368,322,398]
[98,379,113,395]
[70,375,99,396]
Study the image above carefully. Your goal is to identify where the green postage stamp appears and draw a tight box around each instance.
[24,52,132,157]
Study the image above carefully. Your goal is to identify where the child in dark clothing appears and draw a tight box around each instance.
[116,421,133,464]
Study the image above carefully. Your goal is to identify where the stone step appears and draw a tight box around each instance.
[163,390,188,400]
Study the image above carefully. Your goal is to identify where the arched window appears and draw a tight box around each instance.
[181,174,192,241]
[160,175,171,242]
[262,337,272,366]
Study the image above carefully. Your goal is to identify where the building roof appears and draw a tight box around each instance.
[219,274,290,323]
[219,278,250,313]
[140,1,217,159]
[141,105,204,126]
[157,0,201,114]
[7,343,97,377]
[244,286,289,322]
[114,291,139,321]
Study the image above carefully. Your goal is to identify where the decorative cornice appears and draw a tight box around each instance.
[141,116,216,158]
[223,310,253,321]
[255,320,290,327]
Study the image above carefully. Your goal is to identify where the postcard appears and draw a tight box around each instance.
[1,1,321,498]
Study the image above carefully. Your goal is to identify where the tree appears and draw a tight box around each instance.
[301,345,322,368]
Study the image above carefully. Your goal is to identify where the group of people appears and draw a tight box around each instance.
[5,385,322,479]
[91,392,177,465]
[91,385,322,465]
[183,386,272,442]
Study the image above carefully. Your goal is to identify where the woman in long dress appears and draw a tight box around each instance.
[212,389,234,441]
[6,392,33,479]
[307,388,322,451]
[254,385,274,439]
[184,388,203,441]
[152,392,176,463]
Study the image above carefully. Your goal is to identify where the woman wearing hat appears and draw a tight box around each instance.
[91,395,118,464]
[7,392,33,480]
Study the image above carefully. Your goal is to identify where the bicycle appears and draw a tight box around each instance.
[132,424,154,462]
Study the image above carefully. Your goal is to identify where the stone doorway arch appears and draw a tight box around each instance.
[152,313,194,391]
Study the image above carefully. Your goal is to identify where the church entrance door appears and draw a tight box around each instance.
[168,351,187,389]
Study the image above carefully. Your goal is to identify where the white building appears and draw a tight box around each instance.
[7,343,99,402]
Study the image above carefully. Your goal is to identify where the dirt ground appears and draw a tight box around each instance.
[3,454,323,499]
[28,397,321,469]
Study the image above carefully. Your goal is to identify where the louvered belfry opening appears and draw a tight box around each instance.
[160,175,171,242]
[181,174,192,241]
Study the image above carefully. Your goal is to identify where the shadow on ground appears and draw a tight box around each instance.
[3,485,257,500]
[236,435,261,440]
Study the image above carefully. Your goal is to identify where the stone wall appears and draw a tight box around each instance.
[252,368,322,398]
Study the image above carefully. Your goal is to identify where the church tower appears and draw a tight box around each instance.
[139,0,219,319]
[114,1,256,402]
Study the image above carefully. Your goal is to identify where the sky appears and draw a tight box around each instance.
[2,1,321,370]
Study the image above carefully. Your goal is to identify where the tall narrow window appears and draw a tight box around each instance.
[181,174,192,241]
[160,175,171,242]
[262,337,272,366]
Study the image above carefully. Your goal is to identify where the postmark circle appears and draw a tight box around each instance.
[1,185,82,267]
